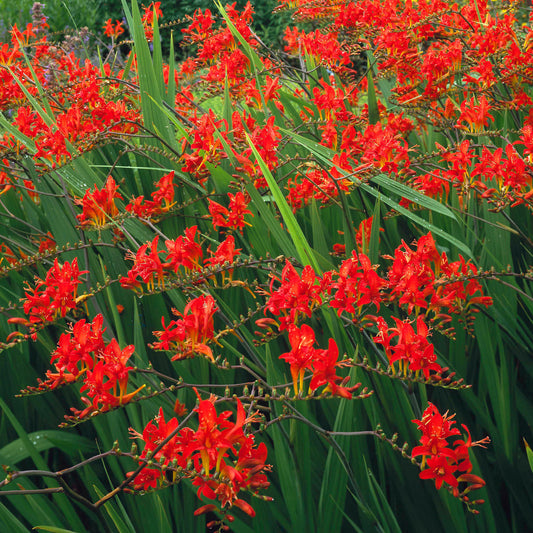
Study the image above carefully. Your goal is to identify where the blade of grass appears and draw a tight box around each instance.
[93,486,134,533]
[33,526,80,533]
[244,132,320,270]
[366,53,379,126]
[0,431,96,465]
[0,398,86,531]
[0,501,29,533]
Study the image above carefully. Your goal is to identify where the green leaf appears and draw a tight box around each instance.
[244,132,320,270]
[360,181,473,258]
[0,431,96,465]
[523,439,533,472]
[0,112,36,152]
[368,197,381,264]
[0,398,54,473]
[151,8,164,97]
[366,56,380,125]
[99,256,126,347]
[93,485,134,533]
[243,178,295,258]
[123,0,174,167]
[0,501,28,533]
[269,421,306,529]
[34,527,81,533]
[222,71,233,130]
[5,62,55,128]
[364,460,402,533]
[371,174,456,220]
[0,399,86,531]
[318,376,356,531]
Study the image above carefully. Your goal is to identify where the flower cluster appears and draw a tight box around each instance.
[125,171,176,219]
[274,0,533,211]
[328,250,387,316]
[412,403,489,507]
[180,109,283,190]
[284,27,351,72]
[120,228,241,292]
[261,232,491,383]
[266,260,329,330]
[207,191,253,233]
[21,258,87,326]
[76,176,123,227]
[151,295,217,362]
[0,21,139,170]
[141,2,163,41]
[374,315,441,378]
[103,18,125,40]
[129,396,270,519]
[281,324,360,397]
[385,233,493,322]
[23,314,143,420]
[181,2,257,88]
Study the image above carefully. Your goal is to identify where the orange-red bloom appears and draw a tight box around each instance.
[76,176,122,227]
[129,395,269,518]
[22,258,87,325]
[412,403,488,497]
[103,19,125,39]
[151,295,217,362]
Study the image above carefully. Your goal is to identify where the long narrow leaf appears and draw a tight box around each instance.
[245,132,320,270]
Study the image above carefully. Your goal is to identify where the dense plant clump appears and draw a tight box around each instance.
[0,1,532,532]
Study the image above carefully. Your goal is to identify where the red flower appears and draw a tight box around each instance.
[37,232,56,254]
[329,251,386,316]
[23,314,143,419]
[374,315,442,378]
[121,236,165,292]
[355,216,384,253]
[285,28,350,71]
[412,403,488,497]
[22,258,87,325]
[280,323,317,394]
[73,339,143,419]
[204,235,241,283]
[0,243,26,265]
[141,2,163,41]
[164,226,203,273]
[103,19,125,40]
[207,192,253,233]
[151,295,217,362]
[76,176,122,227]
[10,23,37,47]
[128,407,183,490]
[419,454,459,490]
[50,315,105,381]
[266,261,327,329]
[385,234,438,314]
[280,326,358,397]
[309,338,355,399]
[129,394,269,516]
[456,95,494,132]
[181,8,215,44]
[412,403,460,460]
[126,171,176,218]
